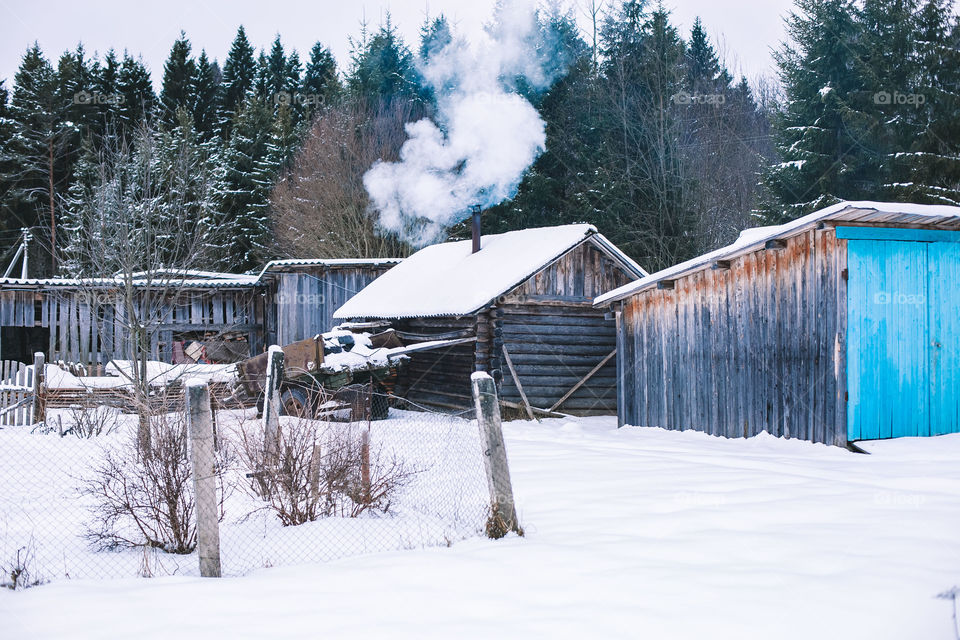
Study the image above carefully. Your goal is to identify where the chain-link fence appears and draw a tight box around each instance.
[0,386,494,585]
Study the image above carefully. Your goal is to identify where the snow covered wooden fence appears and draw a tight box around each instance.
[0,359,33,426]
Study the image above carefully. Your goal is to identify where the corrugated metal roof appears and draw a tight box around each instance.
[594,201,960,306]
[334,224,647,320]
[0,259,402,290]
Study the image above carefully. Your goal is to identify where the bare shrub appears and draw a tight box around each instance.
[82,410,231,554]
[1,537,46,590]
[66,405,121,438]
[239,418,418,526]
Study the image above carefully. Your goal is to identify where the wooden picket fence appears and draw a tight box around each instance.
[0,360,34,426]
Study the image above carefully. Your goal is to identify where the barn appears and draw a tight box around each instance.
[594,201,960,446]
[334,223,647,415]
[0,259,398,369]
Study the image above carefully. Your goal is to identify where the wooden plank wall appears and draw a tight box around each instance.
[618,227,848,445]
[274,266,394,345]
[511,241,634,300]
[0,287,263,368]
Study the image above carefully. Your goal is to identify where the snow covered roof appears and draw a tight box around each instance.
[334,224,647,320]
[595,201,960,306]
[0,259,402,290]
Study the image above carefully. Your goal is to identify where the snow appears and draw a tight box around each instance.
[334,224,646,320]
[104,361,237,386]
[595,200,960,306]
[3,416,960,639]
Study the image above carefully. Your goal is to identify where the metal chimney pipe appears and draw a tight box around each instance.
[471,206,482,254]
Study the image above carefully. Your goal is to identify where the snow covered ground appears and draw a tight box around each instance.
[3,416,960,639]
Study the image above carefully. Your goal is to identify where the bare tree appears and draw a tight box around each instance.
[270,99,419,259]
[60,118,222,449]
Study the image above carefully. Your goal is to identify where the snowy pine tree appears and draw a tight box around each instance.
[159,33,197,129]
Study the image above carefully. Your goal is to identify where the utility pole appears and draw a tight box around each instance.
[2,228,31,280]
[20,228,31,279]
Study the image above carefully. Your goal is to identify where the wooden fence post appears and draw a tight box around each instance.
[471,371,520,538]
[32,352,45,425]
[186,379,221,578]
[262,345,284,461]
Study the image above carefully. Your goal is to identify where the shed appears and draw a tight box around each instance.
[0,259,400,369]
[257,258,400,346]
[0,271,264,368]
[595,201,960,446]
[334,224,647,414]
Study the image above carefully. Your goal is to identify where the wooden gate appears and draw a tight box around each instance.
[0,360,34,426]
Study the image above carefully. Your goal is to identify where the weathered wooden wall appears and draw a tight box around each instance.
[617,227,848,445]
[272,266,394,345]
[0,287,263,367]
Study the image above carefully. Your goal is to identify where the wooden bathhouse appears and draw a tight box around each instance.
[594,201,960,446]
[0,259,398,368]
[334,224,647,415]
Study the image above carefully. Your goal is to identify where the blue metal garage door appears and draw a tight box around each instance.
[841,226,960,440]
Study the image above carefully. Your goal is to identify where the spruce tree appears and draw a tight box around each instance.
[160,32,197,129]
[762,0,869,222]
[116,53,155,130]
[302,42,340,114]
[216,95,275,271]
[192,50,221,139]
[3,43,77,272]
[347,16,418,105]
[219,26,257,135]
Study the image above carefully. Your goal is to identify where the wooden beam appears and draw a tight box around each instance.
[548,349,616,413]
[501,344,536,421]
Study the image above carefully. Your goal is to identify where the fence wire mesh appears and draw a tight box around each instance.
[0,387,492,584]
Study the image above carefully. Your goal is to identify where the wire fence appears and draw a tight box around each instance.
[0,386,493,585]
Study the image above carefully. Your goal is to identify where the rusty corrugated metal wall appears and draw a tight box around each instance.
[617,227,848,445]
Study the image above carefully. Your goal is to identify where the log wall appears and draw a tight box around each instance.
[616,227,848,445]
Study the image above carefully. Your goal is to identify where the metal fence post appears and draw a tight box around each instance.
[262,345,284,461]
[186,379,221,578]
[32,352,45,425]
[471,371,520,538]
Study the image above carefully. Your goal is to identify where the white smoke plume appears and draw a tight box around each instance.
[363,1,562,246]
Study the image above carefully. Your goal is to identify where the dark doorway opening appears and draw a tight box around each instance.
[0,327,50,364]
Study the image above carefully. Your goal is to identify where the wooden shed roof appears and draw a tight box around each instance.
[594,201,960,306]
[334,224,647,320]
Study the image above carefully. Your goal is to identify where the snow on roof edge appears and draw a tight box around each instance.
[594,201,960,306]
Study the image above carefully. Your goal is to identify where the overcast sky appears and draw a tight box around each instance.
[0,0,794,91]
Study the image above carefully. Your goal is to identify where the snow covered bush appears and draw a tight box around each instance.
[66,406,121,439]
[81,411,230,554]
[238,418,418,526]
